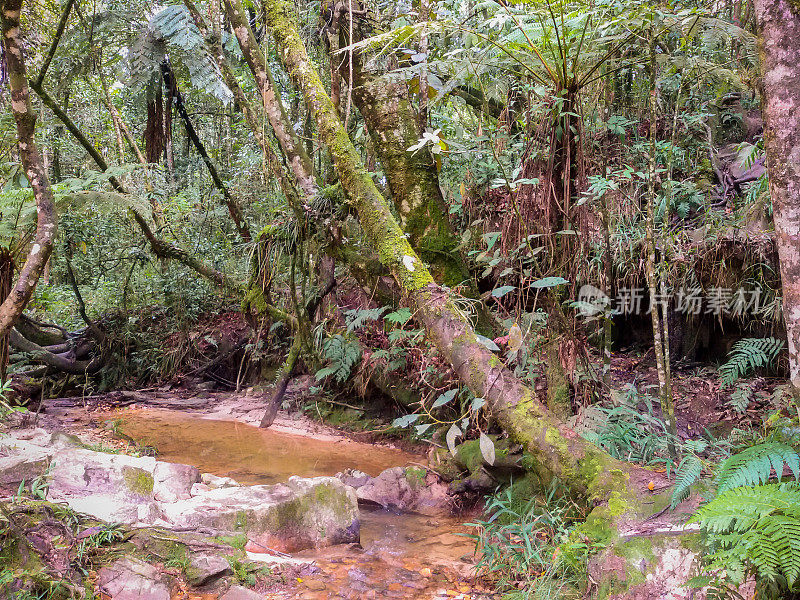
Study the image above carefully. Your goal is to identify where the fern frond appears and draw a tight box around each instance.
[671,454,704,508]
[691,484,800,533]
[130,6,232,102]
[345,307,388,331]
[719,337,784,387]
[727,383,753,414]
[714,442,800,493]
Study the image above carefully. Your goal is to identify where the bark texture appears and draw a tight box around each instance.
[0,0,58,337]
[757,0,800,391]
[341,48,471,287]
[224,0,318,200]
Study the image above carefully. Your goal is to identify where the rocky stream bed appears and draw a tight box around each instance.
[0,390,497,600]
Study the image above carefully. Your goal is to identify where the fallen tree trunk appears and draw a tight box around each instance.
[264,0,631,498]
[260,3,705,597]
[9,329,103,375]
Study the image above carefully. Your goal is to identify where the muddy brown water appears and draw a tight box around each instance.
[113,408,491,600]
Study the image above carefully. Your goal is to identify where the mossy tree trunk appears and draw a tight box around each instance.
[756,0,800,396]
[262,0,646,501]
[334,20,470,288]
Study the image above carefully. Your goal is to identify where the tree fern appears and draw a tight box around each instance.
[718,337,784,387]
[714,442,800,492]
[130,6,232,102]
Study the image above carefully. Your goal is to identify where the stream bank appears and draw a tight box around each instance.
[1,390,497,600]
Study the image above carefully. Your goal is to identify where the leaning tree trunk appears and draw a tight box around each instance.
[756,0,800,396]
[263,0,635,499]
[261,4,722,594]
[0,0,58,338]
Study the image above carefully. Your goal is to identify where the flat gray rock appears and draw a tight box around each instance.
[220,585,264,600]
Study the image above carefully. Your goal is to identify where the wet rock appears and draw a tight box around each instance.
[202,472,240,488]
[191,483,212,496]
[185,552,232,586]
[356,467,451,514]
[160,476,360,552]
[220,585,264,600]
[337,468,371,488]
[97,556,171,600]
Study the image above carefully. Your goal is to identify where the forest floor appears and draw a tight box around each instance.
[5,339,776,600]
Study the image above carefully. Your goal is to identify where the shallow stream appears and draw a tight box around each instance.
[113,408,490,600]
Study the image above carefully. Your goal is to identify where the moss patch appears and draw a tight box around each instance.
[122,467,154,497]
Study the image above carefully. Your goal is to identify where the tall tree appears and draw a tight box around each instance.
[756,0,800,395]
[0,0,58,337]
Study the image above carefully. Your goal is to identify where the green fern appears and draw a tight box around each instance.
[714,442,800,493]
[315,334,362,383]
[691,483,800,589]
[670,454,704,509]
[727,383,753,414]
[718,337,784,387]
[344,307,388,331]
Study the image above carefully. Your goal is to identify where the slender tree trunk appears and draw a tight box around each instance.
[644,27,678,460]
[160,62,251,241]
[756,0,800,395]
[224,0,318,199]
[0,0,58,338]
[0,249,13,382]
[145,79,165,164]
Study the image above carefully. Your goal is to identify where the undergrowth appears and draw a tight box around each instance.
[467,479,596,599]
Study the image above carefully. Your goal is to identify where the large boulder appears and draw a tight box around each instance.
[160,476,360,552]
[0,429,81,493]
[47,446,198,523]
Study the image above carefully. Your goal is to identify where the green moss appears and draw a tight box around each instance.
[216,534,249,550]
[122,467,154,497]
[614,536,656,566]
[234,510,249,530]
[455,440,485,474]
[405,467,427,488]
[242,285,268,315]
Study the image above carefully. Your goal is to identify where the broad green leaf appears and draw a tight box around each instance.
[471,397,487,411]
[392,414,420,428]
[475,334,500,352]
[531,276,569,289]
[432,389,458,409]
[492,285,516,298]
